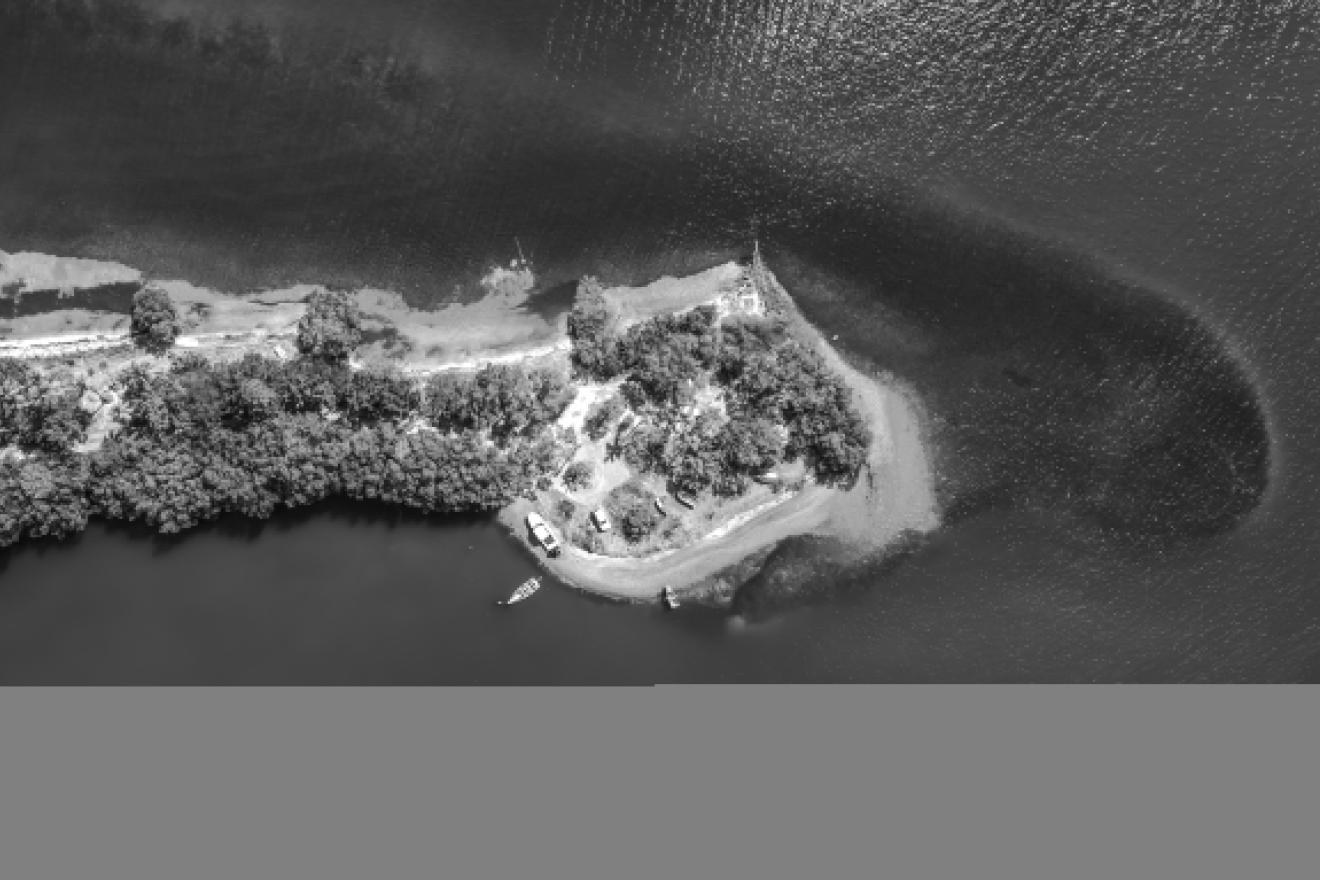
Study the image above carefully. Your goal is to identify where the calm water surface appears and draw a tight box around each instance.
[0,0,1316,681]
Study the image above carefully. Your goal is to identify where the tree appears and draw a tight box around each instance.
[716,315,787,382]
[424,364,573,440]
[563,460,593,492]
[344,367,418,425]
[583,393,626,441]
[0,360,39,447]
[296,289,363,363]
[0,362,91,453]
[618,421,667,474]
[726,340,871,488]
[24,389,92,453]
[630,336,703,405]
[423,371,472,431]
[720,416,784,475]
[0,456,90,547]
[271,358,349,414]
[130,286,180,355]
[228,377,281,426]
[605,479,661,543]
[566,277,620,379]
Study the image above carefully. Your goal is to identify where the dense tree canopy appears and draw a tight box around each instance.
[726,343,871,488]
[583,392,625,441]
[130,286,181,355]
[0,360,91,454]
[0,456,91,546]
[614,307,718,407]
[719,416,784,476]
[0,347,575,548]
[568,286,871,494]
[424,363,575,440]
[715,315,789,383]
[344,367,418,426]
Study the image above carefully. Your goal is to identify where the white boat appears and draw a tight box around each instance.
[526,512,561,556]
[499,577,541,606]
[662,586,680,610]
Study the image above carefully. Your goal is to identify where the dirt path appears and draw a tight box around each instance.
[499,485,835,599]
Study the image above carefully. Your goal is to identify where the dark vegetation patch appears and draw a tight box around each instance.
[567,275,870,500]
[1,291,574,547]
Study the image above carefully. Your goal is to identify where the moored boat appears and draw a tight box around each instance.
[499,577,541,606]
[662,586,680,610]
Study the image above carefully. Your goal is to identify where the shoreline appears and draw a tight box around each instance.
[3,250,939,599]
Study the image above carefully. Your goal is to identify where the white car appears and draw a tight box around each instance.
[525,512,561,556]
[590,508,613,532]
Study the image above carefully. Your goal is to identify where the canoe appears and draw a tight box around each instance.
[500,577,541,606]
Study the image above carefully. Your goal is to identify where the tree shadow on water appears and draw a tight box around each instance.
[88,499,498,557]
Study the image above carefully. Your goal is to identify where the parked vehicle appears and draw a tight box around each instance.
[674,490,697,509]
[525,512,561,556]
[590,508,613,532]
[654,496,668,516]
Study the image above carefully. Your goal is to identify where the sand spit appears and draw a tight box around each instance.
[1,249,141,293]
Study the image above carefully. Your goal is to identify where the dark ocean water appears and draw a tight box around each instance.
[0,0,1315,682]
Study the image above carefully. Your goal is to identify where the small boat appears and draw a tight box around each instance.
[661,586,680,610]
[499,577,541,606]
[526,512,561,556]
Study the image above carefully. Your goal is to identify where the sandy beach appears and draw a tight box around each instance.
[2,256,739,370]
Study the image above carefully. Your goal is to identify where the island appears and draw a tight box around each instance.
[1,246,938,605]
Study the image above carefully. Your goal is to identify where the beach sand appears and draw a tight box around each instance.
[1,254,739,372]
